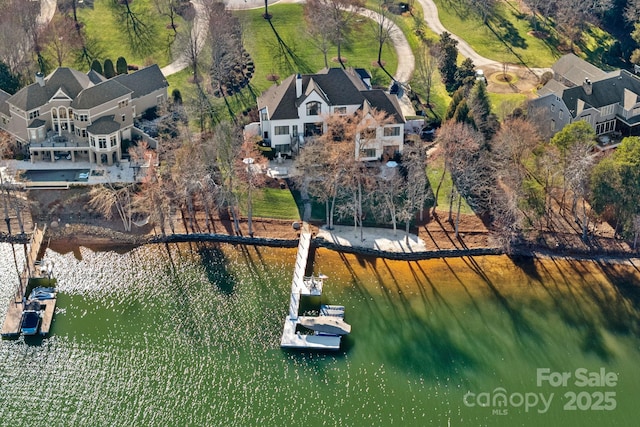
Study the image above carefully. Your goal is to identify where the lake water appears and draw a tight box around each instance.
[0,242,638,426]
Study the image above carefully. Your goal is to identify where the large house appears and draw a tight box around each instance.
[531,54,640,138]
[256,68,405,161]
[0,65,168,165]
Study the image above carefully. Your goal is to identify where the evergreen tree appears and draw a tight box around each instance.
[103,58,116,78]
[0,61,20,94]
[453,58,476,90]
[116,56,128,75]
[468,80,495,141]
[436,32,459,93]
[91,59,103,75]
[172,89,183,105]
[445,87,465,120]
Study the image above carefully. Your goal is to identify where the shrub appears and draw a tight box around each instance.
[103,58,115,78]
[90,59,103,75]
[116,56,128,75]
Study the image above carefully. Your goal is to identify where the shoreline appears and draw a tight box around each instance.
[2,223,638,264]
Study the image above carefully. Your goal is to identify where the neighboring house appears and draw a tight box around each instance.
[530,55,640,138]
[256,68,405,161]
[0,65,168,165]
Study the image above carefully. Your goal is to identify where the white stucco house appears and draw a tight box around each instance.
[255,68,406,161]
[0,65,168,165]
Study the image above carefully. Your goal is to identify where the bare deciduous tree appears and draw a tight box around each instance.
[304,0,364,68]
[89,182,135,232]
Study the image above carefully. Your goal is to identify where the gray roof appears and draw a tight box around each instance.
[561,70,640,117]
[552,54,608,87]
[361,90,405,123]
[0,89,10,116]
[87,115,121,135]
[87,69,107,85]
[8,68,93,111]
[257,68,402,121]
[114,64,168,99]
[28,118,46,128]
[71,79,132,109]
[537,79,568,97]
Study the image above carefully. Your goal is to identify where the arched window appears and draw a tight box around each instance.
[306,101,320,116]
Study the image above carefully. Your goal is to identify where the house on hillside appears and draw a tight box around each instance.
[0,65,168,165]
[255,68,405,161]
[531,55,640,139]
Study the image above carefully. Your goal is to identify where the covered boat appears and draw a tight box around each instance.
[21,300,43,336]
[298,316,352,336]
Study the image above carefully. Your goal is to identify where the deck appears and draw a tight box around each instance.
[1,225,56,339]
[281,224,343,350]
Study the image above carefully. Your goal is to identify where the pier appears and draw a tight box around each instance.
[280,223,349,350]
[1,225,57,339]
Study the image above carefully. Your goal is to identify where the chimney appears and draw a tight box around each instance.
[295,73,302,98]
[35,72,45,87]
[583,78,592,96]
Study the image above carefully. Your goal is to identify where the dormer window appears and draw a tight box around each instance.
[306,101,320,116]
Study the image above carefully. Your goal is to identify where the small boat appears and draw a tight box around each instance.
[29,287,56,300]
[21,300,43,336]
[298,316,352,336]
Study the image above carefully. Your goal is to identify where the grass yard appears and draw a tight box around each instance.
[488,92,528,120]
[427,155,473,215]
[76,0,180,69]
[433,0,559,67]
[237,4,398,94]
[244,187,301,220]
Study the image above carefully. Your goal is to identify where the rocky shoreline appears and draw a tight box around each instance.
[2,223,638,263]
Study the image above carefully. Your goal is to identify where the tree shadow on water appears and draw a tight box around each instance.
[197,243,235,295]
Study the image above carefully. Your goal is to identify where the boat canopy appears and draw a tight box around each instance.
[298,316,352,335]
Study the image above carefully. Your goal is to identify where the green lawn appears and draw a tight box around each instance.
[246,188,301,220]
[237,4,398,94]
[427,155,473,215]
[433,0,559,67]
[76,0,180,69]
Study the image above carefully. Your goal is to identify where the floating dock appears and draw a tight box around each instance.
[280,224,349,350]
[1,225,57,339]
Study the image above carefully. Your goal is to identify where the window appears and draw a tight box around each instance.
[110,135,118,147]
[359,148,376,158]
[600,104,614,116]
[122,114,126,122]
[261,111,268,121]
[551,119,555,132]
[304,122,323,137]
[98,137,107,149]
[81,129,87,138]
[90,136,96,147]
[274,125,289,135]
[119,99,129,108]
[361,128,376,140]
[550,104,555,112]
[292,125,298,137]
[29,110,40,120]
[78,114,88,122]
[383,126,400,137]
[274,144,291,154]
[334,106,347,114]
[306,101,320,116]
[559,110,563,119]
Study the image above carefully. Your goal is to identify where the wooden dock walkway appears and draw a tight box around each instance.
[281,223,344,350]
[1,225,54,339]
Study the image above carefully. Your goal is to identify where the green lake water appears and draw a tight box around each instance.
[0,242,639,426]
